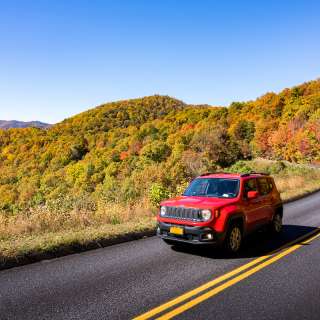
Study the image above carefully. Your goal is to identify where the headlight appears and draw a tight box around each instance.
[160,206,167,217]
[201,209,212,221]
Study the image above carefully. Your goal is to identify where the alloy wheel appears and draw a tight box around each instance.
[229,226,242,252]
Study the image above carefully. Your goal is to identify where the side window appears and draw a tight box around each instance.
[243,179,258,198]
[258,178,271,195]
[268,178,274,191]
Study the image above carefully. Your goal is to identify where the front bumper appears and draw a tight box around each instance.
[157,221,224,245]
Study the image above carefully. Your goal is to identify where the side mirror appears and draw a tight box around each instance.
[247,190,259,199]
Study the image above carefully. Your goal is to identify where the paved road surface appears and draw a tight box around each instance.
[1,191,320,320]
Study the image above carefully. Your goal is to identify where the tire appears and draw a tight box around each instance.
[225,223,242,254]
[270,212,282,234]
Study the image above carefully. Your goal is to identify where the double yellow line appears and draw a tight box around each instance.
[134,227,320,320]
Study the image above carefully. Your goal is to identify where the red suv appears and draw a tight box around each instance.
[157,172,283,253]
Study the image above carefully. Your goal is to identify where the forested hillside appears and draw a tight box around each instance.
[0,80,319,212]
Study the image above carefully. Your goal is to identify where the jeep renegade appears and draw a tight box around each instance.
[157,172,283,253]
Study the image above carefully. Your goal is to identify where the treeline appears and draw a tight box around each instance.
[0,80,319,211]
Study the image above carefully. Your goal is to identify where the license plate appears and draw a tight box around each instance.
[170,226,184,235]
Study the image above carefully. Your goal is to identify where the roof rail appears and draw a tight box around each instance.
[250,171,269,175]
[240,172,269,177]
[240,173,250,177]
[199,171,270,177]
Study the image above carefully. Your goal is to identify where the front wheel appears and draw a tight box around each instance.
[225,224,242,254]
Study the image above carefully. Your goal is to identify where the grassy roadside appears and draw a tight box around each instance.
[0,218,156,268]
[0,160,320,269]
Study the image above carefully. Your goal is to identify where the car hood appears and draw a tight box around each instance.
[160,196,237,209]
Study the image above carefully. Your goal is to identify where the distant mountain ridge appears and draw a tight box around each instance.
[0,120,51,129]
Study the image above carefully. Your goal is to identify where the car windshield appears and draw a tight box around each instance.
[183,178,240,198]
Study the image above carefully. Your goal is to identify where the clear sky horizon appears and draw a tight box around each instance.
[1,0,320,123]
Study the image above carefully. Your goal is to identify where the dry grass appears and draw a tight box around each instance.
[275,174,320,201]
[0,218,156,262]
[0,197,157,262]
[0,197,153,240]
[0,162,319,265]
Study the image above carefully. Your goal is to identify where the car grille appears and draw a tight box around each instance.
[164,206,202,221]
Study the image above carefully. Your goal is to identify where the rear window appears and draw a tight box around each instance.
[183,178,240,198]
[268,178,274,190]
[258,178,272,195]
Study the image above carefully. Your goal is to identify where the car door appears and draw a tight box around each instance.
[242,178,265,230]
[257,177,274,222]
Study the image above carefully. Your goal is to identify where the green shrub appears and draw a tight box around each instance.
[148,183,171,207]
[141,141,171,163]
[266,161,286,174]
[226,161,252,173]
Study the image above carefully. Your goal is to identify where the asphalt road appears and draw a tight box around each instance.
[1,191,320,320]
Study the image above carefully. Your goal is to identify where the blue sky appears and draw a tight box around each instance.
[1,0,320,123]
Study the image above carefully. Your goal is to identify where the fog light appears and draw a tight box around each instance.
[202,233,213,240]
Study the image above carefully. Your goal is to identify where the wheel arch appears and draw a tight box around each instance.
[225,212,246,234]
[274,205,283,218]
